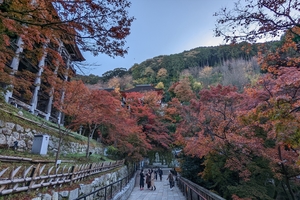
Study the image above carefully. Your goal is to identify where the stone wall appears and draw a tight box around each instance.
[0,120,102,155]
[32,166,130,200]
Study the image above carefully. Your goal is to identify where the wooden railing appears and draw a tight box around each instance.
[177,176,225,200]
[0,160,124,196]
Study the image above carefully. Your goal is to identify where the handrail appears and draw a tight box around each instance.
[0,160,124,196]
[75,168,136,200]
[177,175,225,200]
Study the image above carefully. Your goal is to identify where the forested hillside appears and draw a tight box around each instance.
[77,41,280,95]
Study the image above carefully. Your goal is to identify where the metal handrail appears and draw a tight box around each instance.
[75,169,136,200]
[177,176,225,200]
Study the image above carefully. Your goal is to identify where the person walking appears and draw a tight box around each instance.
[154,168,158,180]
[166,170,174,190]
[139,169,145,190]
[172,168,178,185]
[150,169,156,190]
[158,168,163,181]
[146,170,151,189]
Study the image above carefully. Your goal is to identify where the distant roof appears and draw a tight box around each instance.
[122,84,159,93]
[100,87,115,92]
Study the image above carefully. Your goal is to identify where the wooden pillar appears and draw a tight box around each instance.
[57,52,70,125]
[30,45,47,114]
[45,42,62,121]
[4,37,24,103]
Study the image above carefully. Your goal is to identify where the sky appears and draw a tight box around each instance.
[81,0,235,76]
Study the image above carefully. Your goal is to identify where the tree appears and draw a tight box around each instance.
[214,0,300,43]
[53,80,89,161]
[239,67,300,199]
[125,91,172,151]
[219,58,260,91]
[258,27,300,73]
[102,68,129,82]
[155,82,164,89]
[54,82,149,161]
[168,77,195,103]
[0,0,133,56]
[107,77,121,89]
[175,68,300,199]
[156,68,168,81]
[0,0,134,95]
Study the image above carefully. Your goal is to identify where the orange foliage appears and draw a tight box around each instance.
[0,0,133,96]
[125,91,172,151]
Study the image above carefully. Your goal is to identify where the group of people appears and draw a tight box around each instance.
[139,168,177,191]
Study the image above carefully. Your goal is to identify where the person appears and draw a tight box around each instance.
[158,168,163,181]
[154,168,158,180]
[172,167,178,185]
[150,169,156,190]
[139,169,145,190]
[146,170,151,189]
[166,170,174,190]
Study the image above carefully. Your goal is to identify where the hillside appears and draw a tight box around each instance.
[76,41,281,94]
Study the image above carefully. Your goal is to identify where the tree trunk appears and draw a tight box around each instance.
[278,146,295,200]
[86,125,97,158]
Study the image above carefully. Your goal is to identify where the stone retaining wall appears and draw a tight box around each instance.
[32,166,130,200]
[0,120,102,155]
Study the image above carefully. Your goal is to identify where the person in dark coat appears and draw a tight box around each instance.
[146,169,151,189]
[154,168,158,180]
[139,169,145,190]
[158,168,163,181]
[166,170,174,190]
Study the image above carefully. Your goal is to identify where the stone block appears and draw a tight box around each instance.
[5,122,15,130]
[26,131,34,138]
[31,198,42,200]
[68,188,79,200]
[12,131,19,139]
[59,191,69,198]
[52,192,58,200]
[2,128,12,135]
[42,193,51,200]
[0,120,4,128]
[15,124,24,132]
[0,134,6,144]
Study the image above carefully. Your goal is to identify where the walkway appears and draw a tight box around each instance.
[128,174,186,200]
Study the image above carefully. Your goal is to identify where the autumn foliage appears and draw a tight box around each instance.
[0,0,133,97]
[172,68,300,199]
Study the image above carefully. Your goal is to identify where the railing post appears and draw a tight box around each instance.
[28,163,40,190]
[110,184,113,199]
[26,166,36,187]
[69,166,75,185]
[120,179,122,192]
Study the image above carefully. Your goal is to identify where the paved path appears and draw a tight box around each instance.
[128,174,186,200]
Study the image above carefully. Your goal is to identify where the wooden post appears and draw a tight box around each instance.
[28,164,40,190]
[69,166,75,185]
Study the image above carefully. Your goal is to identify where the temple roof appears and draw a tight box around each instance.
[122,84,160,93]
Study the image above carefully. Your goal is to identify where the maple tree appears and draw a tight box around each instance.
[173,68,300,198]
[258,26,300,74]
[0,0,133,57]
[168,77,196,103]
[124,91,172,152]
[238,67,300,199]
[0,0,133,98]
[53,82,149,161]
[214,0,300,43]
